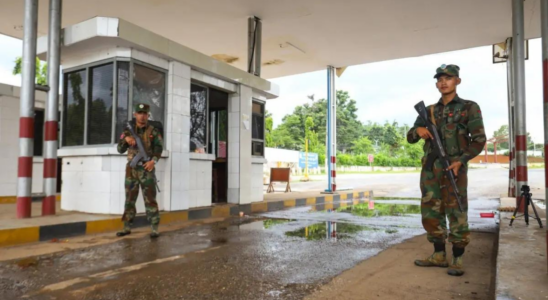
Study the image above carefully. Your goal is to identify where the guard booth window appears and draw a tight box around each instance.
[252,100,265,157]
[62,59,166,147]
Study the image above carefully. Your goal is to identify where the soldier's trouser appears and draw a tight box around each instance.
[420,158,470,248]
[122,164,160,226]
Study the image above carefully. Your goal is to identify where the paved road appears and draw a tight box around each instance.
[0,165,531,300]
[284,165,545,200]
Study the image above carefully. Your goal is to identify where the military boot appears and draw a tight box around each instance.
[150,224,160,239]
[414,251,449,268]
[447,256,464,276]
[116,222,131,237]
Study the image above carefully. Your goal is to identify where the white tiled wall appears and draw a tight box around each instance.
[239,85,253,205]
[189,160,212,208]
[0,95,47,197]
[60,155,167,214]
[166,61,192,211]
[227,90,240,204]
[250,163,264,203]
[57,164,119,211]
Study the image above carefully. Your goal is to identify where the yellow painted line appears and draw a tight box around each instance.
[0,196,16,204]
[86,219,124,235]
[0,227,40,247]
[284,199,296,207]
[160,211,188,225]
[212,206,230,218]
[325,196,333,203]
[306,198,316,206]
[340,193,347,200]
[324,203,334,210]
[251,202,268,213]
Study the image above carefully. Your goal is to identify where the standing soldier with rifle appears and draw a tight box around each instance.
[117,103,164,238]
[407,64,486,276]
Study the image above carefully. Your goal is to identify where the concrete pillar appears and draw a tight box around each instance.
[17,0,39,218]
[539,0,548,271]
[43,0,62,216]
[512,0,528,210]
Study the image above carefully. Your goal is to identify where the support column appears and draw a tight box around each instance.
[512,0,528,209]
[43,0,62,216]
[539,0,548,271]
[506,37,516,197]
[17,0,39,218]
[326,66,337,192]
[247,16,262,76]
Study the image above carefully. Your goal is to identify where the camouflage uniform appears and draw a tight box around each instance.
[117,103,163,235]
[407,65,486,250]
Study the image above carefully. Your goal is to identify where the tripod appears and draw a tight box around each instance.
[509,185,543,228]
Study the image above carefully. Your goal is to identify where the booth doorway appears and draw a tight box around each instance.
[208,88,228,203]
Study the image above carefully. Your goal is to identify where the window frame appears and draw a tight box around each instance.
[251,99,266,157]
[189,81,210,153]
[61,58,167,147]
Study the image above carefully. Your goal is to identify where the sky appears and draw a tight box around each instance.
[269,38,546,145]
[0,33,545,144]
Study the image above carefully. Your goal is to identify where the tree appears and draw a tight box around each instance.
[265,111,274,147]
[352,137,374,154]
[13,57,47,85]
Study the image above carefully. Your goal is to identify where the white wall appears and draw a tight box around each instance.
[0,91,50,197]
[250,163,264,203]
[60,155,167,214]
[189,159,212,208]
[166,61,192,211]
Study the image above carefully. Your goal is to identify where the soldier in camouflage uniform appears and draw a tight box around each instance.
[116,103,163,238]
[407,64,486,276]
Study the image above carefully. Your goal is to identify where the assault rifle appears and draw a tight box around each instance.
[126,120,161,193]
[414,101,463,212]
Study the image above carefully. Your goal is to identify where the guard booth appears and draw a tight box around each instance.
[37,17,276,214]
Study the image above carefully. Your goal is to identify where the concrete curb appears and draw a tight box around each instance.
[0,194,61,204]
[0,191,373,248]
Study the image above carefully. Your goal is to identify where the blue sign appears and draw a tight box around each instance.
[299,152,319,169]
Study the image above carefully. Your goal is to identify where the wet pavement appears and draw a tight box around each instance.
[0,199,498,300]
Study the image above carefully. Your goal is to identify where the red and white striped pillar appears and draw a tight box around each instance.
[17,0,39,218]
[42,0,62,216]
[512,0,528,212]
[506,37,516,197]
[540,0,548,270]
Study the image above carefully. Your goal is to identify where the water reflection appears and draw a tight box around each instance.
[338,202,420,217]
[285,222,372,241]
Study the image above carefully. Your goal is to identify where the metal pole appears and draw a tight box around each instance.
[506,37,516,197]
[247,17,255,74]
[513,0,528,210]
[43,0,62,216]
[326,67,332,191]
[325,66,337,192]
[331,66,337,192]
[17,0,39,218]
[539,0,548,273]
[254,17,262,77]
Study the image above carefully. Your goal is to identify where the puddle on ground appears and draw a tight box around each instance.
[285,221,398,240]
[337,202,420,217]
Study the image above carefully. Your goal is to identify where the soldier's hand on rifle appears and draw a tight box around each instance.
[125,136,136,147]
[416,127,434,140]
[446,161,462,178]
[144,160,155,172]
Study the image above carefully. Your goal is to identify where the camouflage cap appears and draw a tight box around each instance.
[434,64,460,79]
[134,103,150,113]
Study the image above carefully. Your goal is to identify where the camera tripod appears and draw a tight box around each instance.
[509,185,543,228]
